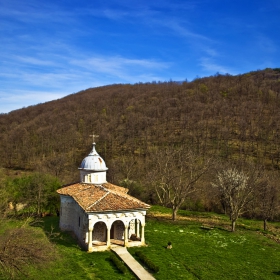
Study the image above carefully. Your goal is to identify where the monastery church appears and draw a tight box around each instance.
[57,139,150,252]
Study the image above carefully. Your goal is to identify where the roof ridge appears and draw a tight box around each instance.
[103,182,128,192]
[76,185,92,193]
[86,190,109,210]
[73,184,105,210]
[107,187,150,207]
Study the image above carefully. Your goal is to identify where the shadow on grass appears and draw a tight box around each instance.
[273,271,280,276]
[30,216,82,249]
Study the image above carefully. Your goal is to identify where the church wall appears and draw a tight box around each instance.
[59,195,75,231]
[73,205,88,245]
[59,195,87,246]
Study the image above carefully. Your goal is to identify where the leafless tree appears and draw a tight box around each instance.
[0,223,57,279]
[255,173,279,231]
[212,165,261,231]
[148,145,211,220]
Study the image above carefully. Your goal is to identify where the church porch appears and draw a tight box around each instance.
[87,216,146,252]
[88,239,144,252]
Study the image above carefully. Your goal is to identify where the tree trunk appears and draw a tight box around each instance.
[231,220,236,232]
[263,219,267,231]
[172,206,178,221]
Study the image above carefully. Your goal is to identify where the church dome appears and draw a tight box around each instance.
[79,143,108,171]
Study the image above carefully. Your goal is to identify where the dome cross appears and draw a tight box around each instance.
[90,133,99,144]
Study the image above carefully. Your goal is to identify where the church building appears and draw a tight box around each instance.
[57,140,150,252]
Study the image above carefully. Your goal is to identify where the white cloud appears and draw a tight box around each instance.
[14,56,56,66]
[0,51,171,113]
[165,21,212,42]
[0,90,66,113]
[71,55,170,81]
[199,57,233,75]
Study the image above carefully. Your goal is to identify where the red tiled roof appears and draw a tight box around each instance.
[57,182,150,212]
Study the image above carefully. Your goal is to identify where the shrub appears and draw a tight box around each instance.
[135,251,159,273]
[109,253,127,274]
[0,225,57,279]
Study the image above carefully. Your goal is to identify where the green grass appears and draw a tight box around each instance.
[29,217,137,280]
[0,217,136,280]
[129,206,280,280]
[130,219,280,279]
[1,207,280,279]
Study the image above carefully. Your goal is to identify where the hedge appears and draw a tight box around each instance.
[109,253,127,274]
[135,251,159,273]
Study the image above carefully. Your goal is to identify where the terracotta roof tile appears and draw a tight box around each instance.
[57,182,150,212]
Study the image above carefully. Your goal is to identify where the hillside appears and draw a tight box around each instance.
[1,68,280,185]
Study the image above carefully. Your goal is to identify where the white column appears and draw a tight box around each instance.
[124,225,129,247]
[136,219,140,238]
[88,219,93,252]
[130,219,135,235]
[88,229,93,252]
[107,225,111,247]
[141,223,145,245]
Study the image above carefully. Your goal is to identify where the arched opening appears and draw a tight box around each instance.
[92,221,107,244]
[128,218,142,241]
[110,220,125,245]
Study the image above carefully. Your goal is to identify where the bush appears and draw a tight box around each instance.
[135,251,159,273]
[109,253,127,274]
[0,225,57,279]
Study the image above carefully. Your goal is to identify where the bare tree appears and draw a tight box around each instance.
[0,224,57,279]
[212,165,261,231]
[256,173,279,231]
[148,146,211,221]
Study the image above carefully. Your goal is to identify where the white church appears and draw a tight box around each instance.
[57,140,150,252]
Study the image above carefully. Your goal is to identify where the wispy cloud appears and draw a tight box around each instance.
[0,90,66,113]
[71,55,170,80]
[199,57,234,75]
[0,49,171,113]
[14,56,56,66]
[164,21,213,42]
[256,34,277,53]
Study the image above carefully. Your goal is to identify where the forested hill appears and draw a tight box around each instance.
[1,68,280,183]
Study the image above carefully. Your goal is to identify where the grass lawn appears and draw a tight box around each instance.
[1,206,280,279]
[129,206,280,280]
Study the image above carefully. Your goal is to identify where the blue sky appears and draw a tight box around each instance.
[1,0,280,113]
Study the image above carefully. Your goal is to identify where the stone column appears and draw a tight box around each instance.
[141,223,145,245]
[88,219,93,252]
[124,225,129,247]
[136,219,140,238]
[88,229,93,252]
[107,225,111,247]
[130,219,135,235]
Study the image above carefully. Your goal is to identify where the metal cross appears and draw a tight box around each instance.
[89,133,99,143]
